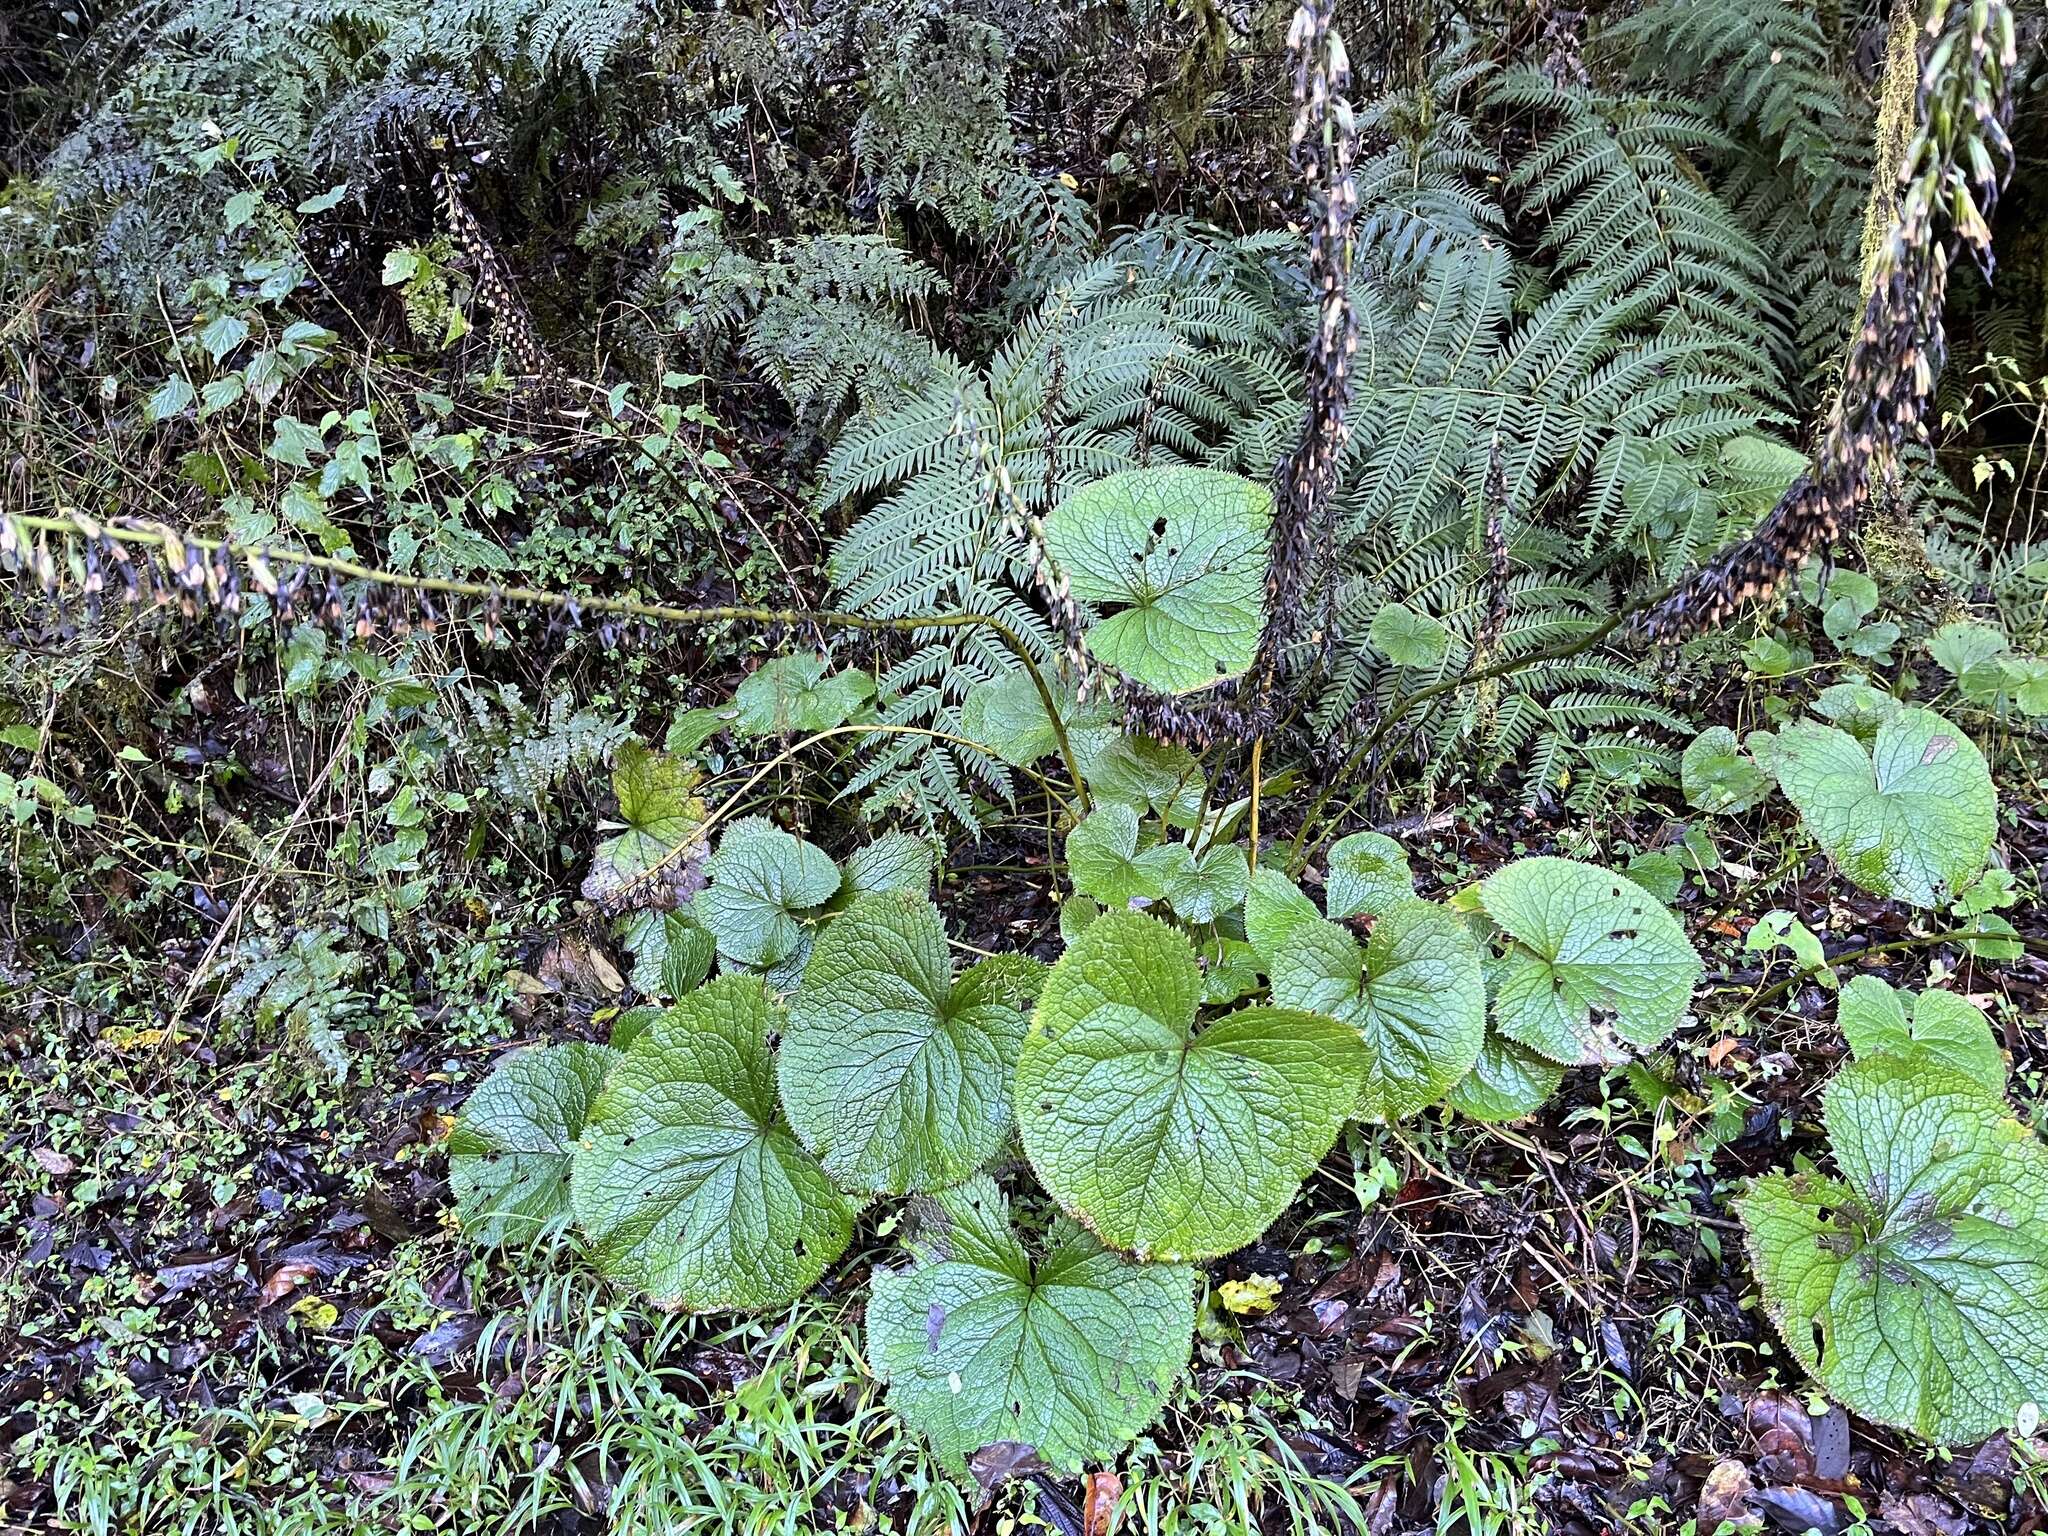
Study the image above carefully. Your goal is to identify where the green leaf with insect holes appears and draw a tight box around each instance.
[1770,708,1995,908]
[571,975,856,1312]
[867,1176,1196,1476]
[1740,1054,2048,1444]
[449,1042,617,1248]
[1017,912,1364,1261]
[1478,857,1700,1067]
[779,894,1029,1195]
[1043,468,1270,694]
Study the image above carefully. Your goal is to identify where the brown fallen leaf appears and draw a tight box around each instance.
[1082,1470,1123,1536]
[259,1262,318,1305]
[1879,1491,1968,1536]
[536,936,625,996]
[1705,1037,1742,1069]
[1699,1458,1760,1532]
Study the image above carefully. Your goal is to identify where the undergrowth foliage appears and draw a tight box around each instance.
[4,0,2046,1521]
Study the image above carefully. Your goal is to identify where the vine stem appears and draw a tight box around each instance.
[3,510,1091,811]
[1729,926,2048,1013]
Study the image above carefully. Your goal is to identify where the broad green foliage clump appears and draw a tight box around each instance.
[450,716,1718,1472]
[1741,1038,2048,1445]
[443,530,2034,1476]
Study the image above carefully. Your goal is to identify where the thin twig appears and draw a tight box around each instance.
[3,510,1092,810]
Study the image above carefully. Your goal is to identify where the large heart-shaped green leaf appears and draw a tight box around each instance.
[580,743,708,912]
[1264,906,1485,1122]
[571,975,856,1312]
[732,653,874,735]
[1016,912,1364,1261]
[695,817,842,971]
[1479,857,1700,1066]
[449,1042,617,1248]
[1770,708,1996,908]
[1837,976,2005,1095]
[867,1176,1196,1476]
[1740,1054,2048,1444]
[780,893,1029,1195]
[1043,467,1271,695]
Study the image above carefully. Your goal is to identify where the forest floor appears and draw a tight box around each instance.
[5,736,2047,1536]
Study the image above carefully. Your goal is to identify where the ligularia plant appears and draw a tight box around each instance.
[446,466,2029,1474]
[1686,701,1997,909]
[1741,989,2048,1445]
[450,718,1713,1471]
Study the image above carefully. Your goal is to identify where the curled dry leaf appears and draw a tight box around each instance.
[1082,1470,1123,1536]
